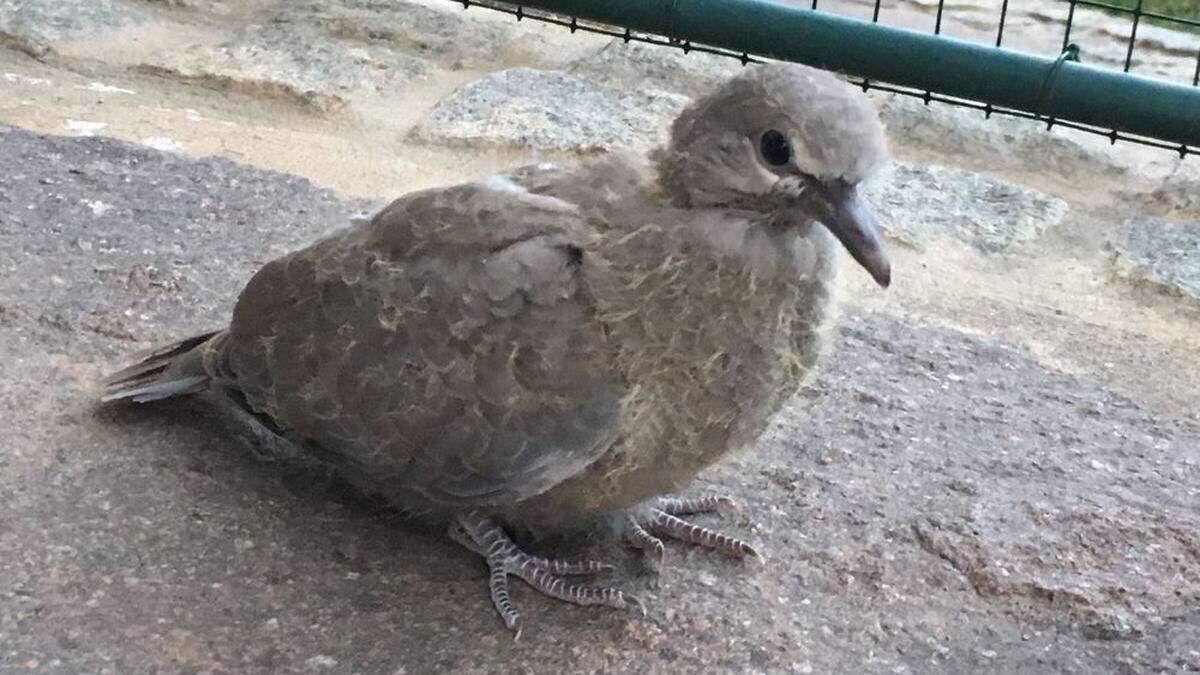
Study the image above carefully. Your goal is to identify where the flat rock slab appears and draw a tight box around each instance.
[3,127,1200,673]
[285,0,553,70]
[1147,162,1200,217]
[1108,216,1200,304]
[865,162,1069,252]
[0,126,378,345]
[412,67,689,152]
[142,22,429,113]
[0,0,142,57]
[568,38,745,97]
[874,93,1120,175]
[2,128,1200,667]
[140,0,235,11]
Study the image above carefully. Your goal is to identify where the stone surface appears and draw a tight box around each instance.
[287,0,556,70]
[569,38,745,97]
[3,128,1200,674]
[1023,5,1196,81]
[141,0,232,9]
[1146,161,1200,217]
[1108,216,1200,305]
[865,162,1070,252]
[142,21,429,112]
[0,0,142,57]
[412,67,689,152]
[0,126,377,343]
[874,92,1121,175]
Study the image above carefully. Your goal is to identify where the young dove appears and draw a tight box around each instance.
[103,62,891,632]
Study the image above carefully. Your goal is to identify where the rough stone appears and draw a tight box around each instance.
[0,126,377,342]
[412,67,689,152]
[865,162,1070,252]
[874,92,1121,175]
[0,0,142,58]
[1024,6,1195,80]
[2,128,1200,673]
[142,21,429,113]
[1108,216,1200,305]
[569,38,745,97]
[140,0,232,9]
[1145,161,1200,217]
[285,0,555,70]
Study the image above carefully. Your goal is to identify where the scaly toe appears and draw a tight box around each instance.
[452,512,635,631]
[525,554,615,576]
[626,515,667,569]
[648,509,760,559]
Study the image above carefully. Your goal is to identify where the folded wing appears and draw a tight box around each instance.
[214,174,622,511]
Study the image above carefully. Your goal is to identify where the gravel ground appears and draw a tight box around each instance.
[2,128,1198,674]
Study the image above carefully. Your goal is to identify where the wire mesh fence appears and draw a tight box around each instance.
[450,0,1199,158]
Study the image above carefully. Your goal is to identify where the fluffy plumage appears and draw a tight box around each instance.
[103,63,890,619]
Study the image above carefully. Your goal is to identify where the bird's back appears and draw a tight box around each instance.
[209,175,625,519]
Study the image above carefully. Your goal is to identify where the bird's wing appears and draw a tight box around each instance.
[216,175,622,510]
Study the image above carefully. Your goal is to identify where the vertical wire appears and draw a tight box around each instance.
[861,0,883,94]
[927,0,947,109]
[995,0,1009,47]
[811,0,818,9]
[1123,0,1143,72]
[1062,0,1077,53]
[1193,47,1200,86]
[987,0,1010,119]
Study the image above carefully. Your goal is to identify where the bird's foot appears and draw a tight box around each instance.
[627,495,761,569]
[449,512,642,636]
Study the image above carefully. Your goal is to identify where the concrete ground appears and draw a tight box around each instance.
[2,1,1199,673]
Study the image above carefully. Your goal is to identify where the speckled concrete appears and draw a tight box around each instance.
[2,129,1199,674]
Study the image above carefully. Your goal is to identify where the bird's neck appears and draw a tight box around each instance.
[591,207,840,461]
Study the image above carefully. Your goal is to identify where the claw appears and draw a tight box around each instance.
[744,540,763,562]
[626,515,666,569]
[486,556,520,630]
[714,496,744,520]
[626,593,648,617]
[660,494,745,521]
[627,494,761,563]
[656,495,734,517]
[649,510,759,558]
[452,512,634,632]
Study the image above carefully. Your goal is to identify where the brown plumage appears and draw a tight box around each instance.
[103,62,890,631]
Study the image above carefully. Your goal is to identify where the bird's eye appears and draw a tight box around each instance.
[759,129,792,167]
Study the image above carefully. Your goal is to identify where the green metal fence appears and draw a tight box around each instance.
[453,0,1200,157]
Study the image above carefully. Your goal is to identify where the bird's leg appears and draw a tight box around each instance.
[450,512,639,634]
[625,516,665,565]
[655,495,742,519]
[629,495,761,567]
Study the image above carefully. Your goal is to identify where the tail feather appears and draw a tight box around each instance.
[101,330,221,403]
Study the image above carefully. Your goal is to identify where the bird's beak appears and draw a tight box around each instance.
[815,182,891,288]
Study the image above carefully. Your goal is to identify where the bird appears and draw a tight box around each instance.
[102,61,890,632]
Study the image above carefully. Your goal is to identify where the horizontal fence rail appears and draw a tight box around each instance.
[456,0,1200,157]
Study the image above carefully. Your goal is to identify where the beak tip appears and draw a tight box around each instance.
[874,264,891,288]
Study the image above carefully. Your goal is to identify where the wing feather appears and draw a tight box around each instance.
[216,172,621,512]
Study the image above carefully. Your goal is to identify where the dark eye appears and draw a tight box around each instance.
[759,129,792,167]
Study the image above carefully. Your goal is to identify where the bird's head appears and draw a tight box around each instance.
[659,62,891,287]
